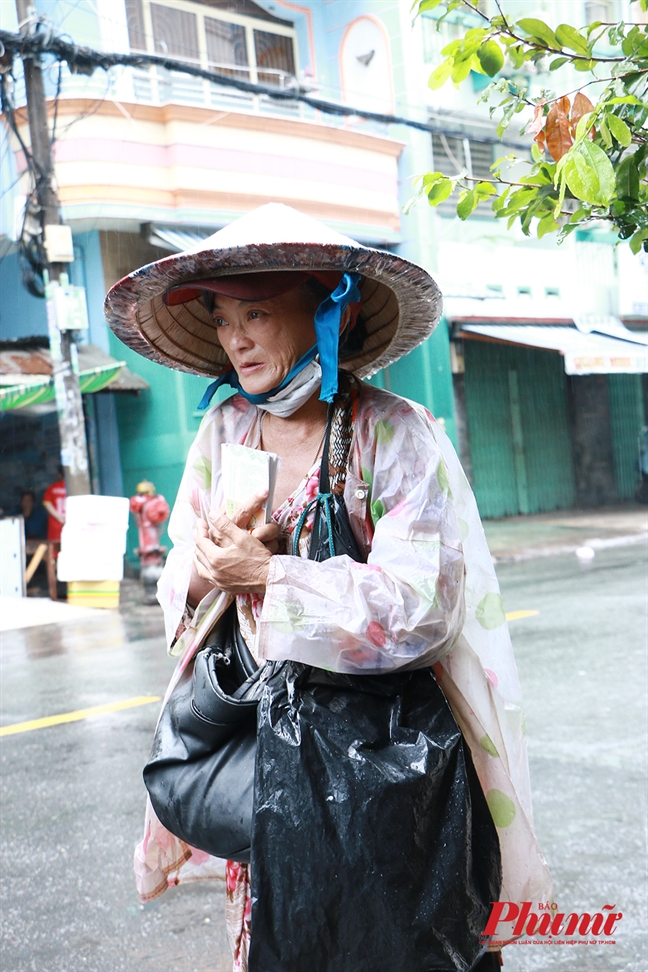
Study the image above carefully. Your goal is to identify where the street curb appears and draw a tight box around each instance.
[490,531,648,564]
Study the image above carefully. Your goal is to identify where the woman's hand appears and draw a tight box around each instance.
[192,492,280,595]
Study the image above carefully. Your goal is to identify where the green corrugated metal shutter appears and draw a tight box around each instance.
[463,341,576,518]
[607,374,644,499]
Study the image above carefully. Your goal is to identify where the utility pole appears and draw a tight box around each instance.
[15,0,90,496]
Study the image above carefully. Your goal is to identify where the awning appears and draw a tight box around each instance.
[0,343,149,411]
[457,324,648,375]
[147,224,212,253]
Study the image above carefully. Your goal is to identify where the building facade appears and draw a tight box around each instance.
[1,0,646,559]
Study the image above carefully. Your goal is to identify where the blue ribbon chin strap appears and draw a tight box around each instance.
[197,344,318,411]
[197,271,361,411]
[314,272,361,403]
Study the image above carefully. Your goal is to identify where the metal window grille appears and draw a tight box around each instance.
[205,17,249,79]
[430,133,494,215]
[150,3,200,63]
[122,0,298,108]
[254,29,296,87]
[125,0,147,53]
[467,139,494,182]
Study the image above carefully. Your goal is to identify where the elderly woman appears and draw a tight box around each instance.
[105,205,551,972]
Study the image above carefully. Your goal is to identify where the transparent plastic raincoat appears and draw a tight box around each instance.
[135,382,551,928]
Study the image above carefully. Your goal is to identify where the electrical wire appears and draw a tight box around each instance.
[0,18,531,294]
[0,24,530,148]
[0,69,47,294]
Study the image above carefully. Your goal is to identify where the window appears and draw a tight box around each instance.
[125,0,297,90]
[585,1,611,24]
[430,132,496,214]
[150,3,200,62]
[254,30,295,85]
[205,18,248,78]
[431,132,495,180]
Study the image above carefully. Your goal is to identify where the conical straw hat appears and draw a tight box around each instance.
[104,204,442,379]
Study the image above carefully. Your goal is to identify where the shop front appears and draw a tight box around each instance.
[451,321,647,519]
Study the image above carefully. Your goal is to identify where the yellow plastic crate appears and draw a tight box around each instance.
[66,580,120,609]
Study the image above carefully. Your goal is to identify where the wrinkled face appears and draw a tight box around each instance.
[212,289,317,395]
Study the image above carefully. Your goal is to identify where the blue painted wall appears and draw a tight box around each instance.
[0,251,49,339]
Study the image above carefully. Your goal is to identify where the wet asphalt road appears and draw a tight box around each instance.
[1,545,646,972]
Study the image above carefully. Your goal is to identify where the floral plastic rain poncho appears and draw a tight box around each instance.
[135,382,551,943]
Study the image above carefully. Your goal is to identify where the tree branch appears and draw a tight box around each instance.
[494,0,511,31]
[458,0,628,63]
[538,69,648,106]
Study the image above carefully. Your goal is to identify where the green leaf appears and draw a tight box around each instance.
[508,44,529,69]
[622,26,642,57]
[569,207,589,223]
[428,59,453,90]
[477,40,505,77]
[531,142,544,162]
[427,177,454,206]
[616,156,640,200]
[503,187,537,210]
[620,71,648,88]
[549,56,570,71]
[603,96,643,106]
[414,0,444,12]
[562,142,616,206]
[522,168,551,185]
[629,228,648,255]
[492,186,510,212]
[496,101,518,139]
[474,181,497,200]
[456,189,479,220]
[598,115,612,147]
[451,56,474,84]
[574,58,595,71]
[575,112,595,140]
[537,213,560,238]
[607,22,627,45]
[451,34,486,61]
[554,165,567,218]
[422,171,446,188]
[440,39,462,56]
[464,27,488,42]
[516,18,559,49]
[555,24,590,55]
[606,113,632,147]
[436,0,463,29]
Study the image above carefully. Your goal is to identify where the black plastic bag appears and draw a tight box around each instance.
[249,663,501,972]
[249,388,501,970]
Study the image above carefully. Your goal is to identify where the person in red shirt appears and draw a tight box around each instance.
[43,474,67,543]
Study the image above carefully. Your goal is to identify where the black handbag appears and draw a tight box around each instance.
[143,392,360,862]
[143,600,264,862]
